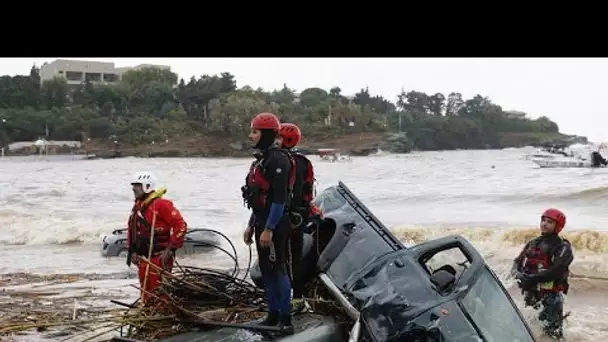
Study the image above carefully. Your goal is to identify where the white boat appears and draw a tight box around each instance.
[525,151,562,160]
[531,148,608,168]
[532,157,594,168]
[318,148,352,163]
[524,145,573,160]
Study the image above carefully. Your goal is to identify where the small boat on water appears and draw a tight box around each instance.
[317,149,351,163]
[524,143,574,160]
[531,151,608,169]
[532,157,593,168]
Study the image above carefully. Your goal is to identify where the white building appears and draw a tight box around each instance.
[504,110,527,120]
[39,59,172,86]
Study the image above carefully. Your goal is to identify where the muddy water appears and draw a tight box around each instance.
[1,147,608,341]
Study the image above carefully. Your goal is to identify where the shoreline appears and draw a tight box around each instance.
[3,131,585,160]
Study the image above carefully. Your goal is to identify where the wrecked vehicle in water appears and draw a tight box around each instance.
[115,181,536,342]
[101,228,220,258]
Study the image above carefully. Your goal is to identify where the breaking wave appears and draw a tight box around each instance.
[375,186,608,206]
[546,186,608,202]
[392,226,608,289]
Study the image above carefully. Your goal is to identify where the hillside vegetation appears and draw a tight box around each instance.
[0,65,578,155]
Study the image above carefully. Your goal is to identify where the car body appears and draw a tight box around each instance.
[114,181,536,342]
[101,228,220,258]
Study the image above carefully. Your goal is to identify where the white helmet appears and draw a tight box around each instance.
[130,171,157,193]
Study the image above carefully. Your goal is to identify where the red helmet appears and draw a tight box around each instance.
[250,112,280,131]
[542,208,566,233]
[279,123,302,148]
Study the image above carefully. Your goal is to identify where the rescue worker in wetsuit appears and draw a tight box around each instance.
[590,151,608,167]
[126,171,187,305]
[277,122,321,313]
[511,208,574,339]
[242,112,296,333]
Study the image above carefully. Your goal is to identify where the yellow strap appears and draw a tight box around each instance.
[540,281,554,290]
[141,187,168,206]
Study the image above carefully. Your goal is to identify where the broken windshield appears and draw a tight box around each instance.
[460,267,534,342]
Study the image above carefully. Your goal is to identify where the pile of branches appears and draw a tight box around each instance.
[124,227,352,340]
[125,258,270,340]
[1,229,352,341]
[127,259,351,340]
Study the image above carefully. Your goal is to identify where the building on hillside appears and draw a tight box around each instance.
[7,139,82,155]
[39,59,172,87]
[504,110,527,120]
[40,60,120,86]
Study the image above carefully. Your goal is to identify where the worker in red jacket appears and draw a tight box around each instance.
[126,171,187,305]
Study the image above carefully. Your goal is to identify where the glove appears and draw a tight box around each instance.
[303,222,315,234]
[516,272,537,290]
[310,213,324,226]
[515,272,529,282]
[303,214,324,233]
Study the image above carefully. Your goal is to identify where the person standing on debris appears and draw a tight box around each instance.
[242,112,296,333]
[511,208,574,339]
[127,171,187,305]
[277,122,320,313]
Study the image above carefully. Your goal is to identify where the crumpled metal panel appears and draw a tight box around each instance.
[312,183,535,342]
[313,184,405,288]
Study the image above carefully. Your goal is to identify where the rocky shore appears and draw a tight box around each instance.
[5,132,588,159]
[83,132,389,159]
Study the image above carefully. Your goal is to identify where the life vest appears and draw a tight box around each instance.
[291,152,316,211]
[244,148,296,212]
[128,188,171,254]
[521,237,570,294]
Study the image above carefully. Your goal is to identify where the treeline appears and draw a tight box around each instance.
[0,65,561,150]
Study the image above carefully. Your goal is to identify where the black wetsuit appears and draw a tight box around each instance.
[246,146,293,329]
[512,233,574,338]
[287,152,312,300]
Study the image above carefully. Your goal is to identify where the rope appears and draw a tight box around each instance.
[287,238,293,282]
[140,203,157,306]
[287,212,303,283]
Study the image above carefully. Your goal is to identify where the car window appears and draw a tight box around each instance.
[460,267,534,342]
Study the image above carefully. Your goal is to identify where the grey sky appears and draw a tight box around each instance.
[0,58,604,141]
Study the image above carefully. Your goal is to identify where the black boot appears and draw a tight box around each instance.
[260,311,279,326]
[278,314,294,335]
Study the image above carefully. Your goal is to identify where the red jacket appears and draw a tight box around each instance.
[127,190,187,251]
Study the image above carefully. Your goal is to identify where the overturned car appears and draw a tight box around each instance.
[117,181,536,342]
[101,228,221,258]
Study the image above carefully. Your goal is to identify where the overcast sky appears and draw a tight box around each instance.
[0,58,604,141]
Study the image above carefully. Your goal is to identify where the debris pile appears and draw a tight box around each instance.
[1,231,351,341]
[122,258,349,341]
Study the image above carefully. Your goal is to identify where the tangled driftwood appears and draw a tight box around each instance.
[1,233,350,342]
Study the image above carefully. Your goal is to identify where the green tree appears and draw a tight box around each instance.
[0,63,572,152]
[41,77,69,109]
